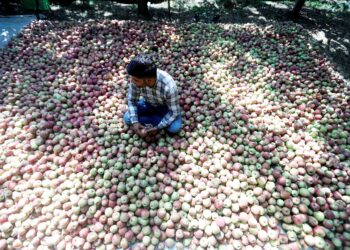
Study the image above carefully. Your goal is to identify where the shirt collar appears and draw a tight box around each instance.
[151,69,159,89]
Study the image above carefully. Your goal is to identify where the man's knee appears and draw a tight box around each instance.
[123,112,131,125]
[167,116,182,133]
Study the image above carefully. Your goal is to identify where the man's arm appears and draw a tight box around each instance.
[127,82,140,124]
[156,86,181,129]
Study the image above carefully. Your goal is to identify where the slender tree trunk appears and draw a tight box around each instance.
[35,0,40,20]
[138,0,149,16]
[168,0,171,19]
[292,0,306,18]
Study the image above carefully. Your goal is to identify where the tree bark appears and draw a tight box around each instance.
[138,0,149,16]
[35,0,40,20]
[168,0,170,19]
[292,0,306,19]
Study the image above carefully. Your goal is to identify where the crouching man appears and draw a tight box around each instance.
[124,54,182,138]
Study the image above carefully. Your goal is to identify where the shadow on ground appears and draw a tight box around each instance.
[19,0,346,81]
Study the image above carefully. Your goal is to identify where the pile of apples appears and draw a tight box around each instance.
[0,20,349,250]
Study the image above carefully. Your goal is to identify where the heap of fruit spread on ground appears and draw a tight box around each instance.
[0,20,349,250]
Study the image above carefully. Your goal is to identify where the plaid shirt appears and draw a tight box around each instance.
[127,69,181,129]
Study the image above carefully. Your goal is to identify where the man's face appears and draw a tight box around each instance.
[131,76,147,88]
[131,76,155,88]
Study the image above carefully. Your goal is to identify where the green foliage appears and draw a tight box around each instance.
[305,0,350,12]
[120,0,350,14]
[173,0,188,11]
[172,0,221,11]
[189,1,233,20]
[274,0,350,12]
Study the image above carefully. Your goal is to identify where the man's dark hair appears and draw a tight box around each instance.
[126,54,157,78]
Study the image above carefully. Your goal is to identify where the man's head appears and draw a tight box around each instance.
[126,54,157,88]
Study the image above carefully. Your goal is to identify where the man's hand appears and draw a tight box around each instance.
[144,127,158,137]
[132,123,146,137]
[143,127,159,143]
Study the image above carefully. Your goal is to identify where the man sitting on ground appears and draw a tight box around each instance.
[124,54,182,138]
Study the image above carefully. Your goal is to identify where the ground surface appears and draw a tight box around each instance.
[0,15,36,49]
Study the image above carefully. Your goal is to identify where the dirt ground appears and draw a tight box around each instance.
[2,0,349,80]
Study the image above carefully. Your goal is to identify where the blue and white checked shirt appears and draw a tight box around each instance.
[127,69,181,129]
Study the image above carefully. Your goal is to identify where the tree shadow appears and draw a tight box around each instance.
[254,2,350,80]
[134,1,350,80]
[164,20,350,247]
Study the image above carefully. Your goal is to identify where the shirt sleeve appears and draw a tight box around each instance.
[156,85,181,129]
[127,82,140,124]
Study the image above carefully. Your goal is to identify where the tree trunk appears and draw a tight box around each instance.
[168,0,171,19]
[292,0,306,19]
[35,0,40,20]
[138,0,149,16]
